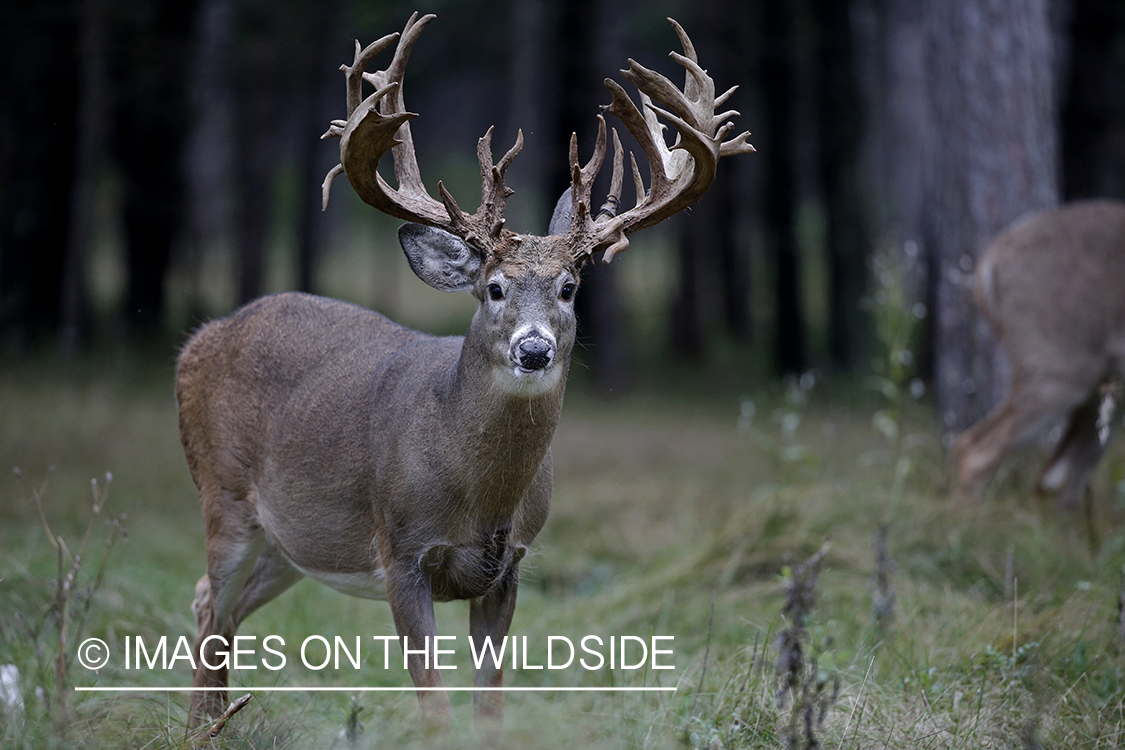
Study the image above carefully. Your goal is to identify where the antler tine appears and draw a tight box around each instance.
[475,127,524,242]
[603,79,669,190]
[346,34,399,117]
[568,17,754,264]
[564,115,609,240]
[373,12,436,207]
[599,128,624,218]
[668,18,701,104]
[321,14,523,255]
[322,12,448,223]
[319,34,398,152]
[629,152,644,209]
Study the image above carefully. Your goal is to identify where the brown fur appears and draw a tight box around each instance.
[954,199,1125,507]
[179,276,573,730]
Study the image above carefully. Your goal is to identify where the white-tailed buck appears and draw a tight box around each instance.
[177,13,753,731]
[954,199,1125,507]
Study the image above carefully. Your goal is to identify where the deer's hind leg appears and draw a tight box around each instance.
[188,485,267,727]
[954,373,1091,501]
[230,543,304,624]
[1038,386,1119,509]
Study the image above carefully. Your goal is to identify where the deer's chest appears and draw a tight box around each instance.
[421,527,525,602]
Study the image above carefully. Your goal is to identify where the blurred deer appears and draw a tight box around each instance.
[177,13,754,732]
[954,199,1125,507]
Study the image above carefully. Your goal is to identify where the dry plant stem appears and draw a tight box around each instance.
[1117,567,1125,648]
[54,541,70,729]
[776,542,830,709]
[345,695,363,744]
[29,473,113,731]
[205,693,253,739]
[1004,544,1014,601]
[72,518,123,651]
[840,656,875,744]
[1013,577,1018,658]
[18,469,58,552]
[690,593,716,718]
[743,630,761,693]
[775,542,837,750]
[870,525,896,629]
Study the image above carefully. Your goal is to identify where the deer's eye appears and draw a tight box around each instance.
[488,283,504,301]
[560,283,576,302]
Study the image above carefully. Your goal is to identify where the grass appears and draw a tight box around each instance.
[3,356,1125,748]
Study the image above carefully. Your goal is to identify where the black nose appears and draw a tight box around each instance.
[517,338,553,371]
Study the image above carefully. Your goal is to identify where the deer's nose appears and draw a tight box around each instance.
[515,337,554,371]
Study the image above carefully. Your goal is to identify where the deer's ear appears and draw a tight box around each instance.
[548,188,573,236]
[399,224,481,292]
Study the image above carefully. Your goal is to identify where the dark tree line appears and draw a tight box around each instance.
[1,3,81,348]
[924,0,1058,434]
[3,0,1125,430]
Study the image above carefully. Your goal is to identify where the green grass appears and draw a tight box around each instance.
[3,359,1125,749]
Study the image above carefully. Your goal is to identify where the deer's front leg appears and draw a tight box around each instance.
[385,560,451,735]
[469,565,520,729]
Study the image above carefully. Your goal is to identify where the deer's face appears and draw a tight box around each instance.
[399,225,580,395]
[330,14,754,402]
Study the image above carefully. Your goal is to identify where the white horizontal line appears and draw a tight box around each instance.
[75,686,676,693]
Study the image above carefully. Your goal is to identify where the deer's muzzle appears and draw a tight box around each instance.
[514,336,554,372]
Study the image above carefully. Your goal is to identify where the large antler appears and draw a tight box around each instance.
[568,18,755,264]
[321,13,523,254]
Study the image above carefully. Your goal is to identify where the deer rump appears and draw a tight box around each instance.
[956,199,1125,507]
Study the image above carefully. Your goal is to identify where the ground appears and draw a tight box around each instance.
[2,357,1124,749]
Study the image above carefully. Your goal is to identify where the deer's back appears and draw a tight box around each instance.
[977,199,1125,376]
[176,292,460,501]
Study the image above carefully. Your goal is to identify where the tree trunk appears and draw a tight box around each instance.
[673,0,752,356]
[881,0,933,380]
[548,0,627,392]
[762,0,807,375]
[505,0,553,236]
[925,0,1058,434]
[234,89,278,304]
[0,3,78,348]
[60,0,110,355]
[671,212,704,359]
[1060,0,1115,200]
[186,0,236,316]
[231,0,289,305]
[110,0,197,336]
[293,0,341,295]
[814,0,869,371]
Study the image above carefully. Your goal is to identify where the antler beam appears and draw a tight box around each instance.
[321,12,522,254]
[570,18,755,264]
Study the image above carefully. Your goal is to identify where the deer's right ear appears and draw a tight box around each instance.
[399,224,482,292]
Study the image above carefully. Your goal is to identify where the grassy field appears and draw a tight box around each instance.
[2,354,1125,749]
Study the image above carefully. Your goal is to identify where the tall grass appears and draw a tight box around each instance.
[3,361,1125,748]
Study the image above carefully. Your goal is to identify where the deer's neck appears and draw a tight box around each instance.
[438,322,567,519]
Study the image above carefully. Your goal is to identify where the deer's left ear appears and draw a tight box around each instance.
[548,188,573,236]
[399,223,482,292]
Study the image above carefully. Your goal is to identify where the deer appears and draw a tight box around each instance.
[954,199,1125,509]
[176,12,754,733]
